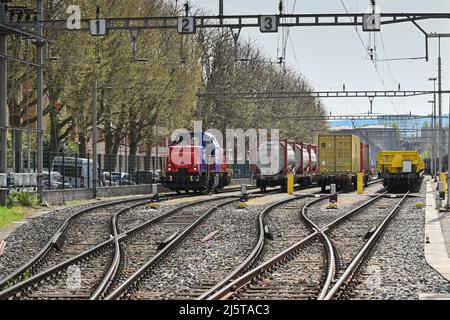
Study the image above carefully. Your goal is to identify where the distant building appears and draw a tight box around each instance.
[420,126,448,158]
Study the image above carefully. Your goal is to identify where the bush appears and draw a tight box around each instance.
[7,192,38,208]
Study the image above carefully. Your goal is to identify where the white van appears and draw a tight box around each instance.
[51,157,102,188]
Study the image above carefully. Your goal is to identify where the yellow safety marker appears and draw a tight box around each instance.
[440,172,447,193]
[236,202,248,209]
[357,173,364,195]
[287,172,294,195]
[327,202,338,209]
[415,202,426,209]
[147,202,159,209]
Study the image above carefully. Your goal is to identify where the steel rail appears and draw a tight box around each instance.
[200,180,382,300]
[196,193,318,300]
[323,192,410,300]
[299,196,336,300]
[0,185,254,292]
[206,192,388,300]
[90,195,243,300]
[0,194,243,299]
[0,194,159,291]
[104,197,241,300]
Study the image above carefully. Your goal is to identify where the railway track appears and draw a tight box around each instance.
[0,183,274,300]
[102,188,296,300]
[0,184,260,298]
[0,195,159,292]
[204,189,409,300]
[323,193,410,300]
[170,194,321,300]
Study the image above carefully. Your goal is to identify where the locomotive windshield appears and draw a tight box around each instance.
[170,132,221,149]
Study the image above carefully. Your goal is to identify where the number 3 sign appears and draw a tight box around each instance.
[260,15,278,33]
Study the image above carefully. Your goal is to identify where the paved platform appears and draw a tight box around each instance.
[425,180,450,281]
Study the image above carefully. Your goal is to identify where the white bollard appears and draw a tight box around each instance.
[0,173,6,188]
[330,184,337,194]
[436,193,442,210]
[152,183,158,196]
[13,173,22,187]
[29,174,37,187]
[22,173,29,187]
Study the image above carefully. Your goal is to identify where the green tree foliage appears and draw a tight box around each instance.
[8,0,328,158]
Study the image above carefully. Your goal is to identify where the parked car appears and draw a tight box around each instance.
[111,172,134,185]
[153,170,162,183]
[43,171,73,190]
[135,171,154,184]
[102,171,119,187]
[51,156,102,188]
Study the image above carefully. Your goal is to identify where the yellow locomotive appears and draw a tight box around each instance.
[377,151,425,192]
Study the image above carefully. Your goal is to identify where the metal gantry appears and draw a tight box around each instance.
[10,12,449,31]
[273,114,431,121]
[0,1,450,205]
[198,90,448,100]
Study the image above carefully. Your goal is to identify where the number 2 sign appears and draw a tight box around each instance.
[178,17,196,34]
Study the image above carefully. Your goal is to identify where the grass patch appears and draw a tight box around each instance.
[0,206,28,229]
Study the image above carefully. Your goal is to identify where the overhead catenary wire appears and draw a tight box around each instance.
[339,0,398,114]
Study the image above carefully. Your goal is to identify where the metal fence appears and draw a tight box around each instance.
[1,150,255,191]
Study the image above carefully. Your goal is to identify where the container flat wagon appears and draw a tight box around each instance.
[316,134,370,192]
[377,151,424,192]
[254,139,318,192]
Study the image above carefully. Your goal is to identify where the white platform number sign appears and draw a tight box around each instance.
[89,19,107,36]
[260,15,278,33]
[363,13,381,32]
[178,17,196,34]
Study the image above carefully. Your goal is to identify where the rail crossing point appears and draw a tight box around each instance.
[357,173,364,194]
[363,13,381,32]
[260,15,278,33]
[89,19,107,36]
[178,17,196,34]
[287,173,294,194]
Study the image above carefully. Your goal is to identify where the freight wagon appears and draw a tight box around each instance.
[254,139,318,192]
[316,134,370,192]
[377,151,424,192]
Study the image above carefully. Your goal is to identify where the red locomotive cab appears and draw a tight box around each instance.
[163,132,231,193]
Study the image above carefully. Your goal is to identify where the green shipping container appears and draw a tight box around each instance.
[318,134,361,174]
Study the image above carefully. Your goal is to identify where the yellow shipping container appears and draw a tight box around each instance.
[318,134,361,174]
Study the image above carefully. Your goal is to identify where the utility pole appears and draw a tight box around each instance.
[446,97,450,209]
[429,77,437,176]
[438,37,443,172]
[92,80,98,198]
[369,97,374,114]
[36,0,44,203]
[0,1,7,206]
[428,100,436,176]
[219,0,224,16]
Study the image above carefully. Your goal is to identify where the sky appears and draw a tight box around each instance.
[190,0,450,118]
